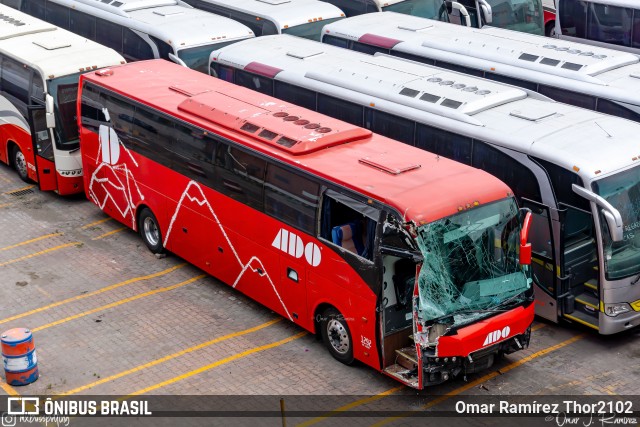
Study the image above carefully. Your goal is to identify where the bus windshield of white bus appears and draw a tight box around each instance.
[416,197,531,326]
[592,166,640,280]
[48,73,81,151]
[382,0,448,19]
[178,40,243,73]
[282,17,344,41]
[486,0,544,34]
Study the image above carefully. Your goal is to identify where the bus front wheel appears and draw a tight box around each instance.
[12,146,29,182]
[320,307,354,365]
[138,207,165,254]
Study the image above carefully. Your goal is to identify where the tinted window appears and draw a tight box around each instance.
[1,56,30,113]
[352,41,387,55]
[559,0,587,38]
[149,36,173,60]
[587,3,632,47]
[261,19,279,35]
[210,63,234,82]
[415,123,471,164]
[123,28,154,61]
[472,141,541,202]
[633,14,640,48]
[365,109,414,145]
[390,50,435,65]
[539,84,596,110]
[22,0,45,19]
[70,9,95,39]
[323,35,349,48]
[80,84,107,134]
[596,98,640,122]
[235,70,274,95]
[96,18,123,52]
[171,124,216,185]
[46,1,69,28]
[215,143,266,211]
[274,81,316,110]
[31,71,44,102]
[265,163,320,233]
[129,106,173,168]
[317,93,363,126]
[435,60,484,77]
[484,72,538,91]
[534,158,589,211]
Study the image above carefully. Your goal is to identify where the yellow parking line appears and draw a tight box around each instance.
[61,318,282,396]
[31,274,205,332]
[92,227,127,241]
[80,217,112,229]
[0,242,80,268]
[0,232,63,252]
[129,331,308,396]
[371,333,587,426]
[0,263,186,326]
[4,184,34,194]
[0,382,19,396]
[0,202,12,209]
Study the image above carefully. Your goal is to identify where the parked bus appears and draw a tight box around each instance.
[1,0,254,73]
[0,4,124,194]
[79,59,535,388]
[210,35,640,334]
[556,0,640,55]
[321,12,640,123]
[319,0,546,36]
[181,0,344,41]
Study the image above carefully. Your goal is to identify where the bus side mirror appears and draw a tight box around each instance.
[478,0,493,24]
[520,210,532,266]
[45,94,55,129]
[572,184,624,242]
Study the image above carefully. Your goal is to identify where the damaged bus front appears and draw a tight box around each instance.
[381,197,535,388]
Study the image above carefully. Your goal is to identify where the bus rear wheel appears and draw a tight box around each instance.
[138,207,165,254]
[320,307,354,365]
[12,146,29,182]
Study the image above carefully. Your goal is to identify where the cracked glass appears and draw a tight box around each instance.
[416,197,530,326]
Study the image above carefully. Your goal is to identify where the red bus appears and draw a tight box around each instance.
[78,59,534,388]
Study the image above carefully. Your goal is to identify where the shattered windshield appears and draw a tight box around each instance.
[592,166,640,280]
[416,198,530,326]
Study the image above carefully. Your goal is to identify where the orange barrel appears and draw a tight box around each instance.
[1,328,38,386]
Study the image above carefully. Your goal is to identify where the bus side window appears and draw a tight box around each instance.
[435,60,484,77]
[317,93,363,126]
[214,142,266,212]
[484,72,538,91]
[262,19,279,36]
[96,17,123,53]
[235,70,274,95]
[365,108,415,145]
[171,124,216,186]
[211,63,235,82]
[274,81,316,110]
[21,0,44,19]
[390,50,435,66]
[149,36,173,61]
[45,1,69,29]
[633,13,640,48]
[352,41,387,55]
[264,163,320,234]
[539,85,596,110]
[31,71,45,103]
[559,0,587,38]
[0,56,30,116]
[587,3,632,47]
[415,123,472,164]
[323,35,350,49]
[79,84,107,134]
[123,29,154,61]
[70,9,95,39]
[596,98,640,122]
[129,105,174,168]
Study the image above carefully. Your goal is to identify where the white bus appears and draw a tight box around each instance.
[319,0,547,35]
[1,0,255,73]
[209,35,640,334]
[556,0,640,55]
[181,0,345,41]
[0,4,124,195]
[321,12,640,123]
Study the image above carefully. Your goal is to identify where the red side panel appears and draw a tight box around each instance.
[55,172,83,196]
[35,156,58,191]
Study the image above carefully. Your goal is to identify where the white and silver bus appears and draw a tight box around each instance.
[556,0,640,55]
[0,4,124,195]
[181,0,345,41]
[319,0,547,35]
[209,35,640,334]
[1,0,254,73]
[321,12,640,123]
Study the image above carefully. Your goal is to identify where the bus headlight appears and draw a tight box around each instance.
[604,303,631,317]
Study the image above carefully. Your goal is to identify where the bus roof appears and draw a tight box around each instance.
[57,0,254,49]
[210,34,640,183]
[193,0,345,29]
[322,12,640,104]
[0,4,124,79]
[82,59,512,224]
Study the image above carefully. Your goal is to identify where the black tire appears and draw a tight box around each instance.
[545,22,556,38]
[320,307,354,365]
[12,146,29,183]
[138,207,165,254]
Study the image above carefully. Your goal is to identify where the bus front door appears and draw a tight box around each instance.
[27,105,57,191]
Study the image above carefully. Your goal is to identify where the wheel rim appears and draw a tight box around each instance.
[14,150,27,179]
[327,319,350,355]
[143,216,160,246]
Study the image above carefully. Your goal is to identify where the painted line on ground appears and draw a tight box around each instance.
[0,263,187,326]
[128,331,308,395]
[91,227,127,241]
[0,232,63,252]
[370,333,587,427]
[0,382,19,397]
[60,318,283,396]
[0,242,80,268]
[80,217,112,229]
[0,202,12,209]
[31,274,206,332]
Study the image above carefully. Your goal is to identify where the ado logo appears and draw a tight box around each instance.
[483,326,511,346]
[272,229,321,267]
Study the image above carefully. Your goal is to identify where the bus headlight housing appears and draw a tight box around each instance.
[604,303,631,317]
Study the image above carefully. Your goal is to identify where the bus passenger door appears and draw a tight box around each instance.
[27,104,57,191]
[521,198,558,322]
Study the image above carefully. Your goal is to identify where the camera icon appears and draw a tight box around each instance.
[1,412,16,427]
